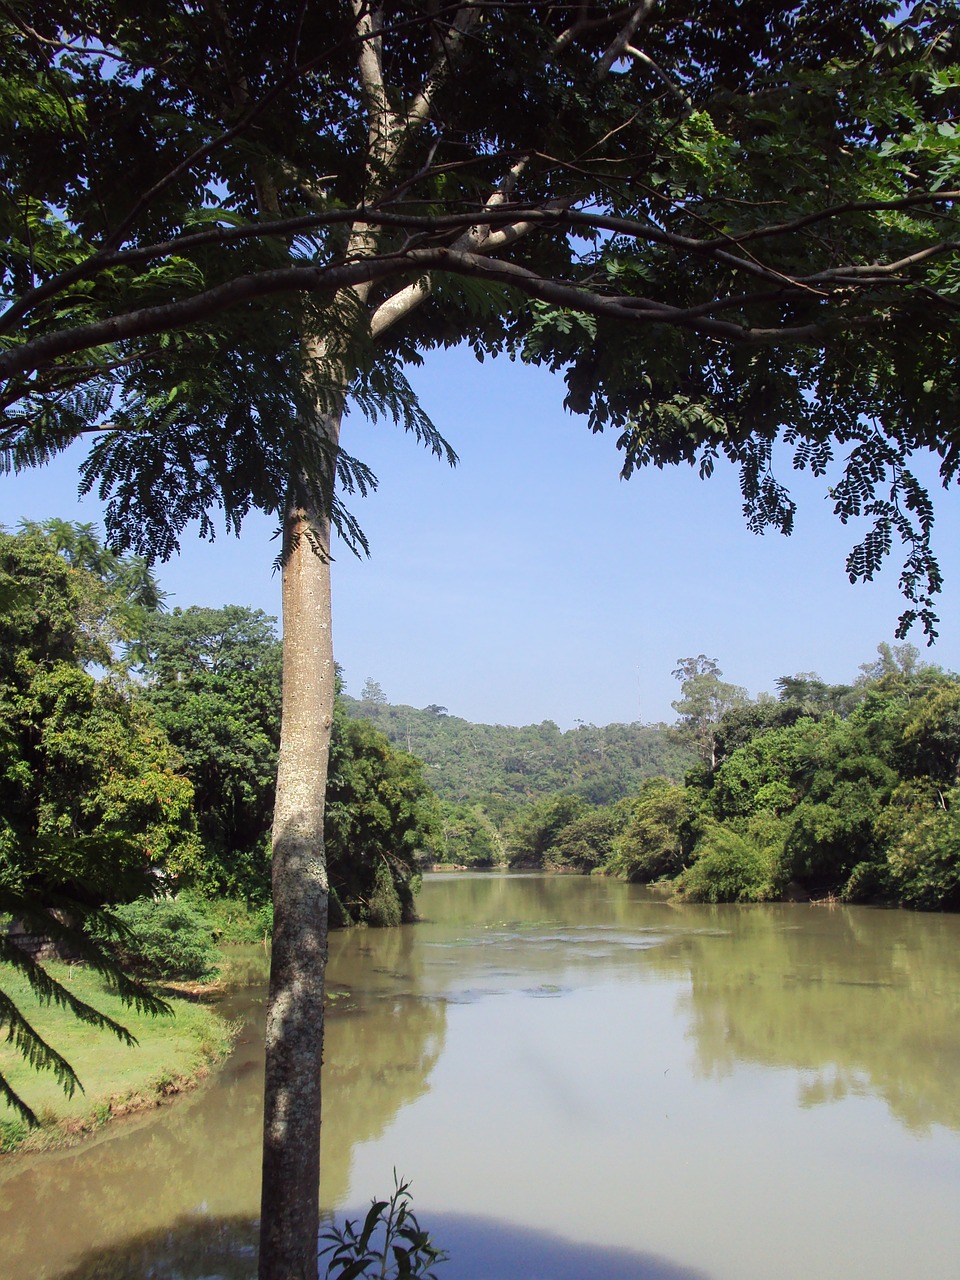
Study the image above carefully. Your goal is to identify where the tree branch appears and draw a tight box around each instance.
[0,244,913,395]
[369,155,535,338]
[596,0,657,78]
[624,43,692,116]
[9,189,960,338]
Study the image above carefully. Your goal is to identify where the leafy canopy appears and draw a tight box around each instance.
[0,525,195,1125]
[2,3,960,630]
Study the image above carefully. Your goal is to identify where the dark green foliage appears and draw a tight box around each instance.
[774,674,862,719]
[344,692,694,875]
[342,695,694,809]
[94,897,219,982]
[366,863,402,930]
[135,607,445,921]
[545,803,632,873]
[622,650,960,908]
[708,720,830,822]
[713,700,815,770]
[0,525,187,1124]
[16,519,165,637]
[326,713,443,926]
[873,781,960,909]
[179,891,274,944]
[892,678,960,786]
[507,794,588,869]
[7,5,960,653]
[677,821,785,905]
[0,523,116,674]
[320,1175,447,1280]
[137,605,282,903]
[441,805,504,867]
[0,529,203,903]
[607,780,697,883]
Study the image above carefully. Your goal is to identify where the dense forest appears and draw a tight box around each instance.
[426,646,960,910]
[337,652,960,909]
[340,689,692,805]
[341,685,693,864]
[0,522,442,960]
[4,519,959,976]
[337,691,691,798]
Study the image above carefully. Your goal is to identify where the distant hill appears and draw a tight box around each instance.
[340,696,693,807]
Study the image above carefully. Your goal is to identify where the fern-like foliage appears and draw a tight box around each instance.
[0,887,171,1126]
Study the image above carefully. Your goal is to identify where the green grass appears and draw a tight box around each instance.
[0,960,236,1152]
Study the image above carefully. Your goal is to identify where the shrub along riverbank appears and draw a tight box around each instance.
[0,958,237,1153]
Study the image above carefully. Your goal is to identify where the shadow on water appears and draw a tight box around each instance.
[55,1212,712,1280]
[425,1213,712,1280]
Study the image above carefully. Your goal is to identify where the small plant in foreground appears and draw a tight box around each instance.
[320,1173,446,1280]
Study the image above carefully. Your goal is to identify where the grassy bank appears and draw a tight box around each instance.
[0,960,236,1154]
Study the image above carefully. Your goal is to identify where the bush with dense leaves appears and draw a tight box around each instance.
[103,897,219,981]
[606,781,695,882]
[677,824,782,904]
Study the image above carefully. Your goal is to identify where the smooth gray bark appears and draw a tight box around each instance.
[259,487,336,1280]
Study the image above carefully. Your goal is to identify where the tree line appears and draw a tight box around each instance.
[342,687,692,806]
[0,520,444,1126]
[7,4,960,1273]
[7,518,956,959]
[484,647,960,909]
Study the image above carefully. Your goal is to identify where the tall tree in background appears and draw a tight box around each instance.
[672,656,749,769]
[6,4,960,1276]
[137,606,283,902]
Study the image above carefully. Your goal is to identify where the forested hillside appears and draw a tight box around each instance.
[473,645,960,910]
[340,693,693,806]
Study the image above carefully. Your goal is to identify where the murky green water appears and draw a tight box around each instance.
[2,874,958,1280]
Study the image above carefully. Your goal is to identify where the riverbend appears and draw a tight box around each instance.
[2,873,958,1280]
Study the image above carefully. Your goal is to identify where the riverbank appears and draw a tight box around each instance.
[0,959,238,1154]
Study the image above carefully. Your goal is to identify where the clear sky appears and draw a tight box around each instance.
[3,343,959,729]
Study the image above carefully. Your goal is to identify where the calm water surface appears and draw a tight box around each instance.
[2,873,959,1280]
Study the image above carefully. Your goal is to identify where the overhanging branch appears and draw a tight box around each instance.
[0,244,914,395]
[8,190,960,337]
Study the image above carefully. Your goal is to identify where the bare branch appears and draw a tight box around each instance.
[596,0,657,78]
[352,0,397,169]
[554,2,650,55]
[624,44,692,116]
[398,5,480,154]
[369,155,536,338]
[8,191,960,341]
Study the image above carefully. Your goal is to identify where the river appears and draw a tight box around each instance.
[1,873,959,1280]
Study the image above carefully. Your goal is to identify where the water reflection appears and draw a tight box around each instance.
[54,1212,710,1280]
[325,922,446,1201]
[2,875,959,1280]
[56,1216,260,1280]
[415,876,960,1136]
[0,933,446,1280]
[651,903,960,1133]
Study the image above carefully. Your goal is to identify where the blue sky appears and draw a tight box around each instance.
[3,343,959,729]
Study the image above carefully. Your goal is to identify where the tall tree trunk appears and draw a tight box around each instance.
[259,408,341,1280]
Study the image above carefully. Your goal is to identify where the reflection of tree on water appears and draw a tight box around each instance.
[56,1216,260,1280]
[415,871,637,929]
[0,982,268,1279]
[54,1211,711,1280]
[654,904,960,1134]
[323,919,446,1205]
[0,935,446,1280]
